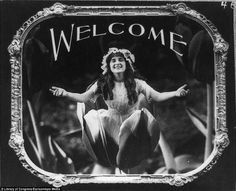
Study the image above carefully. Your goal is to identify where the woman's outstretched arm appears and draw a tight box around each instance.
[150,84,189,102]
[49,84,96,103]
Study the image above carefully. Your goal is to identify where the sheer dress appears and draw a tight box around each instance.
[81,79,160,169]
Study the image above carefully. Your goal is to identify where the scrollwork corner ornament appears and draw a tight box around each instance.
[9,133,24,151]
[9,133,25,161]
[168,2,191,14]
[43,2,66,16]
[169,175,197,186]
[40,174,74,187]
[214,34,229,53]
[8,37,21,57]
[215,133,230,153]
[8,2,229,187]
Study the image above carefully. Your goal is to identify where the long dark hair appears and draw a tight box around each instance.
[95,52,141,105]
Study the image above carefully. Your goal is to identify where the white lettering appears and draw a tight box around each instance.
[77,25,91,41]
[129,24,145,37]
[108,22,124,35]
[169,32,187,56]
[148,28,165,45]
[93,24,107,37]
[50,24,74,61]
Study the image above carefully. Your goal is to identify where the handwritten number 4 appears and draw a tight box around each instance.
[221,2,227,8]
[221,2,235,9]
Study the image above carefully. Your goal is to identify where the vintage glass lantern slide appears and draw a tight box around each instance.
[8,2,229,187]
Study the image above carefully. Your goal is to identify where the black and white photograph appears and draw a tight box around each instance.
[1,1,235,191]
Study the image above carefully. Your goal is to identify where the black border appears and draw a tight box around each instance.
[1,1,235,190]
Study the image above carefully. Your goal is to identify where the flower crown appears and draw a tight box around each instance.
[101,47,135,75]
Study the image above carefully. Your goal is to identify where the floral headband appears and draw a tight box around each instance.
[101,48,135,75]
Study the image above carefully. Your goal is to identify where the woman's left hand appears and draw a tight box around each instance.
[175,84,190,97]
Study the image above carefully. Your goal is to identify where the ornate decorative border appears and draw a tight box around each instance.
[8,2,229,187]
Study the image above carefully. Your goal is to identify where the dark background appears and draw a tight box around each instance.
[0,1,235,190]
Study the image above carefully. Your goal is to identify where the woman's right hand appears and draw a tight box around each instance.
[49,86,68,97]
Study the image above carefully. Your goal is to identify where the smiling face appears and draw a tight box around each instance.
[109,56,126,74]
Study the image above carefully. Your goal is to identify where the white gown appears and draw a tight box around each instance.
[82,79,160,169]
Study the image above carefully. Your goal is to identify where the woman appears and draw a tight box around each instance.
[50,47,189,170]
